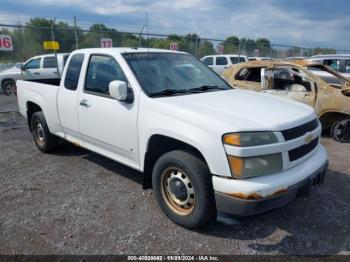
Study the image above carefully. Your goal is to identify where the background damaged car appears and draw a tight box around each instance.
[222,60,350,142]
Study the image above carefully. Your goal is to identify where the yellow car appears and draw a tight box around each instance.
[222,60,350,142]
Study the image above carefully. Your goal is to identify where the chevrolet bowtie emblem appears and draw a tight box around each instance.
[304,133,313,144]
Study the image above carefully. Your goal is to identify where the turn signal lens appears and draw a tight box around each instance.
[228,156,244,177]
[223,132,278,147]
[223,134,241,146]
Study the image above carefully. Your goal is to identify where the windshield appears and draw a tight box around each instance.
[123,52,231,97]
[307,65,350,88]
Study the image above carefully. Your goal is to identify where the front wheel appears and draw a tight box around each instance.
[3,80,16,96]
[152,150,216,228]
[331,119,350,143]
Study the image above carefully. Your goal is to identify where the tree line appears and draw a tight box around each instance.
[0,17,337,62]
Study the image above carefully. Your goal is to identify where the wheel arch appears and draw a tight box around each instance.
[142,134,210,189]
[26,101,43,132]
[319,111,350,131]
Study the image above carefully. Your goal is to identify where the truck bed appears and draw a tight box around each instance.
[17,80,62,136]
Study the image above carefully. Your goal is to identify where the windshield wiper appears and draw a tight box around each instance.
[148,89,188,97]
[187,85,227,93]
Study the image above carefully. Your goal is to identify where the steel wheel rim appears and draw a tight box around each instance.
[5,83,15,96]
[34,120,45,144]
[333,119,350,142]
[160,167,195,216]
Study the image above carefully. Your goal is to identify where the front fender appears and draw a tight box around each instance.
[138,114,232,178]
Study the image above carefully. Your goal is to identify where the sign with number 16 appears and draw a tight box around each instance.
[0,34,13,51]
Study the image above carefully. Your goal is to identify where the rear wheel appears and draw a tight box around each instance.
[3,80,16,96]
[331,119,350,143]
[152,150,216,228]
[31,112,59,152]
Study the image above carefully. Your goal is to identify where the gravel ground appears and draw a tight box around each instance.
[0,94,349,255]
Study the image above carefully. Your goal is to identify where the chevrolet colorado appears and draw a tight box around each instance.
[17,48,328,228]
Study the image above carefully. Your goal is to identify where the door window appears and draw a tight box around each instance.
[64,53,85,91]
[43,57,57,68]
[25,58,41,69]
[216,57,228,65]
[236,67,262,82]
[230,57,246,64]
[202,57,213,66]
[85,55,127,95]
[264,67,313,92]
[345,60,350,73]
[323,59,340,71]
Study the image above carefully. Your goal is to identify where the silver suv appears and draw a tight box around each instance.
[308,54,350,79]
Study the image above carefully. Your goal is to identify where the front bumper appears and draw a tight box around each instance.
[213,145,328,216]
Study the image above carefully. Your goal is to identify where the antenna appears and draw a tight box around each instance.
[146,11,149,51]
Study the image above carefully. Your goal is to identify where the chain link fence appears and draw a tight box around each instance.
[1,18,350,65]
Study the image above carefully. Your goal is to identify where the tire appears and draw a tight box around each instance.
[31,111,59,153]
[152,150,216,228]
[331,119,350,143]
[3,80,16,96]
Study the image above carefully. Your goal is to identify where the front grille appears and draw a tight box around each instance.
[288,137,319,161]
[282,119,319,141]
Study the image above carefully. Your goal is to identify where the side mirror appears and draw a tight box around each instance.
[20,64,26,71]
[109,80,134,103]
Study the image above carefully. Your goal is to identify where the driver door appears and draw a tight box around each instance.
[22,57,43,80]
[77,54,139,168]
[261,66,316,107]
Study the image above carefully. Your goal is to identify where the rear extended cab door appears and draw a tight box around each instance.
[213,56,229,75]
[57,53,85,144]
[40,55,60,79]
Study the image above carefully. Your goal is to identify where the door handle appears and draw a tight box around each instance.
[79,99,91,108]
[304,93,310,97]
[34,72,40,75]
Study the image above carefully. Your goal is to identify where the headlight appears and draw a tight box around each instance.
[223,132,278,147]
[228,153,283,179]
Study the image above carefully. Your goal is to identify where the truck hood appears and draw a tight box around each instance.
[0,66,21,75]
[155,89,316,132]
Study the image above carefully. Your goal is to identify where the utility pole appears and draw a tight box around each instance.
[74,16,79,50]
[195,32,200,57]
[139,24,145,47]
[51,18,60,78]
[238,40,241,60]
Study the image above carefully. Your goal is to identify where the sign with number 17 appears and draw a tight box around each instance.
[101,38,113,48]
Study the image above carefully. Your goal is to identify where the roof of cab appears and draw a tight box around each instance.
[71,47,187,55]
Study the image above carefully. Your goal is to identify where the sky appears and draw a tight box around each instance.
[0,0,349,50]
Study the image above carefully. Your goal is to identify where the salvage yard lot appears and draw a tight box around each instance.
[0,95,349,255]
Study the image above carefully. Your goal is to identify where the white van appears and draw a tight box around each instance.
[201,54,248,75]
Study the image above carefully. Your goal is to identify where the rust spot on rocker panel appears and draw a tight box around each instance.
[228,192,263,200]
[227,188,288,200]
[271,188,288,196]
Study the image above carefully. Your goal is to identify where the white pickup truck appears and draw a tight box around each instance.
[0,53,69,96]
[17,48,328,228]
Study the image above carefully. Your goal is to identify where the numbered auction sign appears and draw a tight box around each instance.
[101,38,113,48]
[0,34,13,51]
[170,42,178,51]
